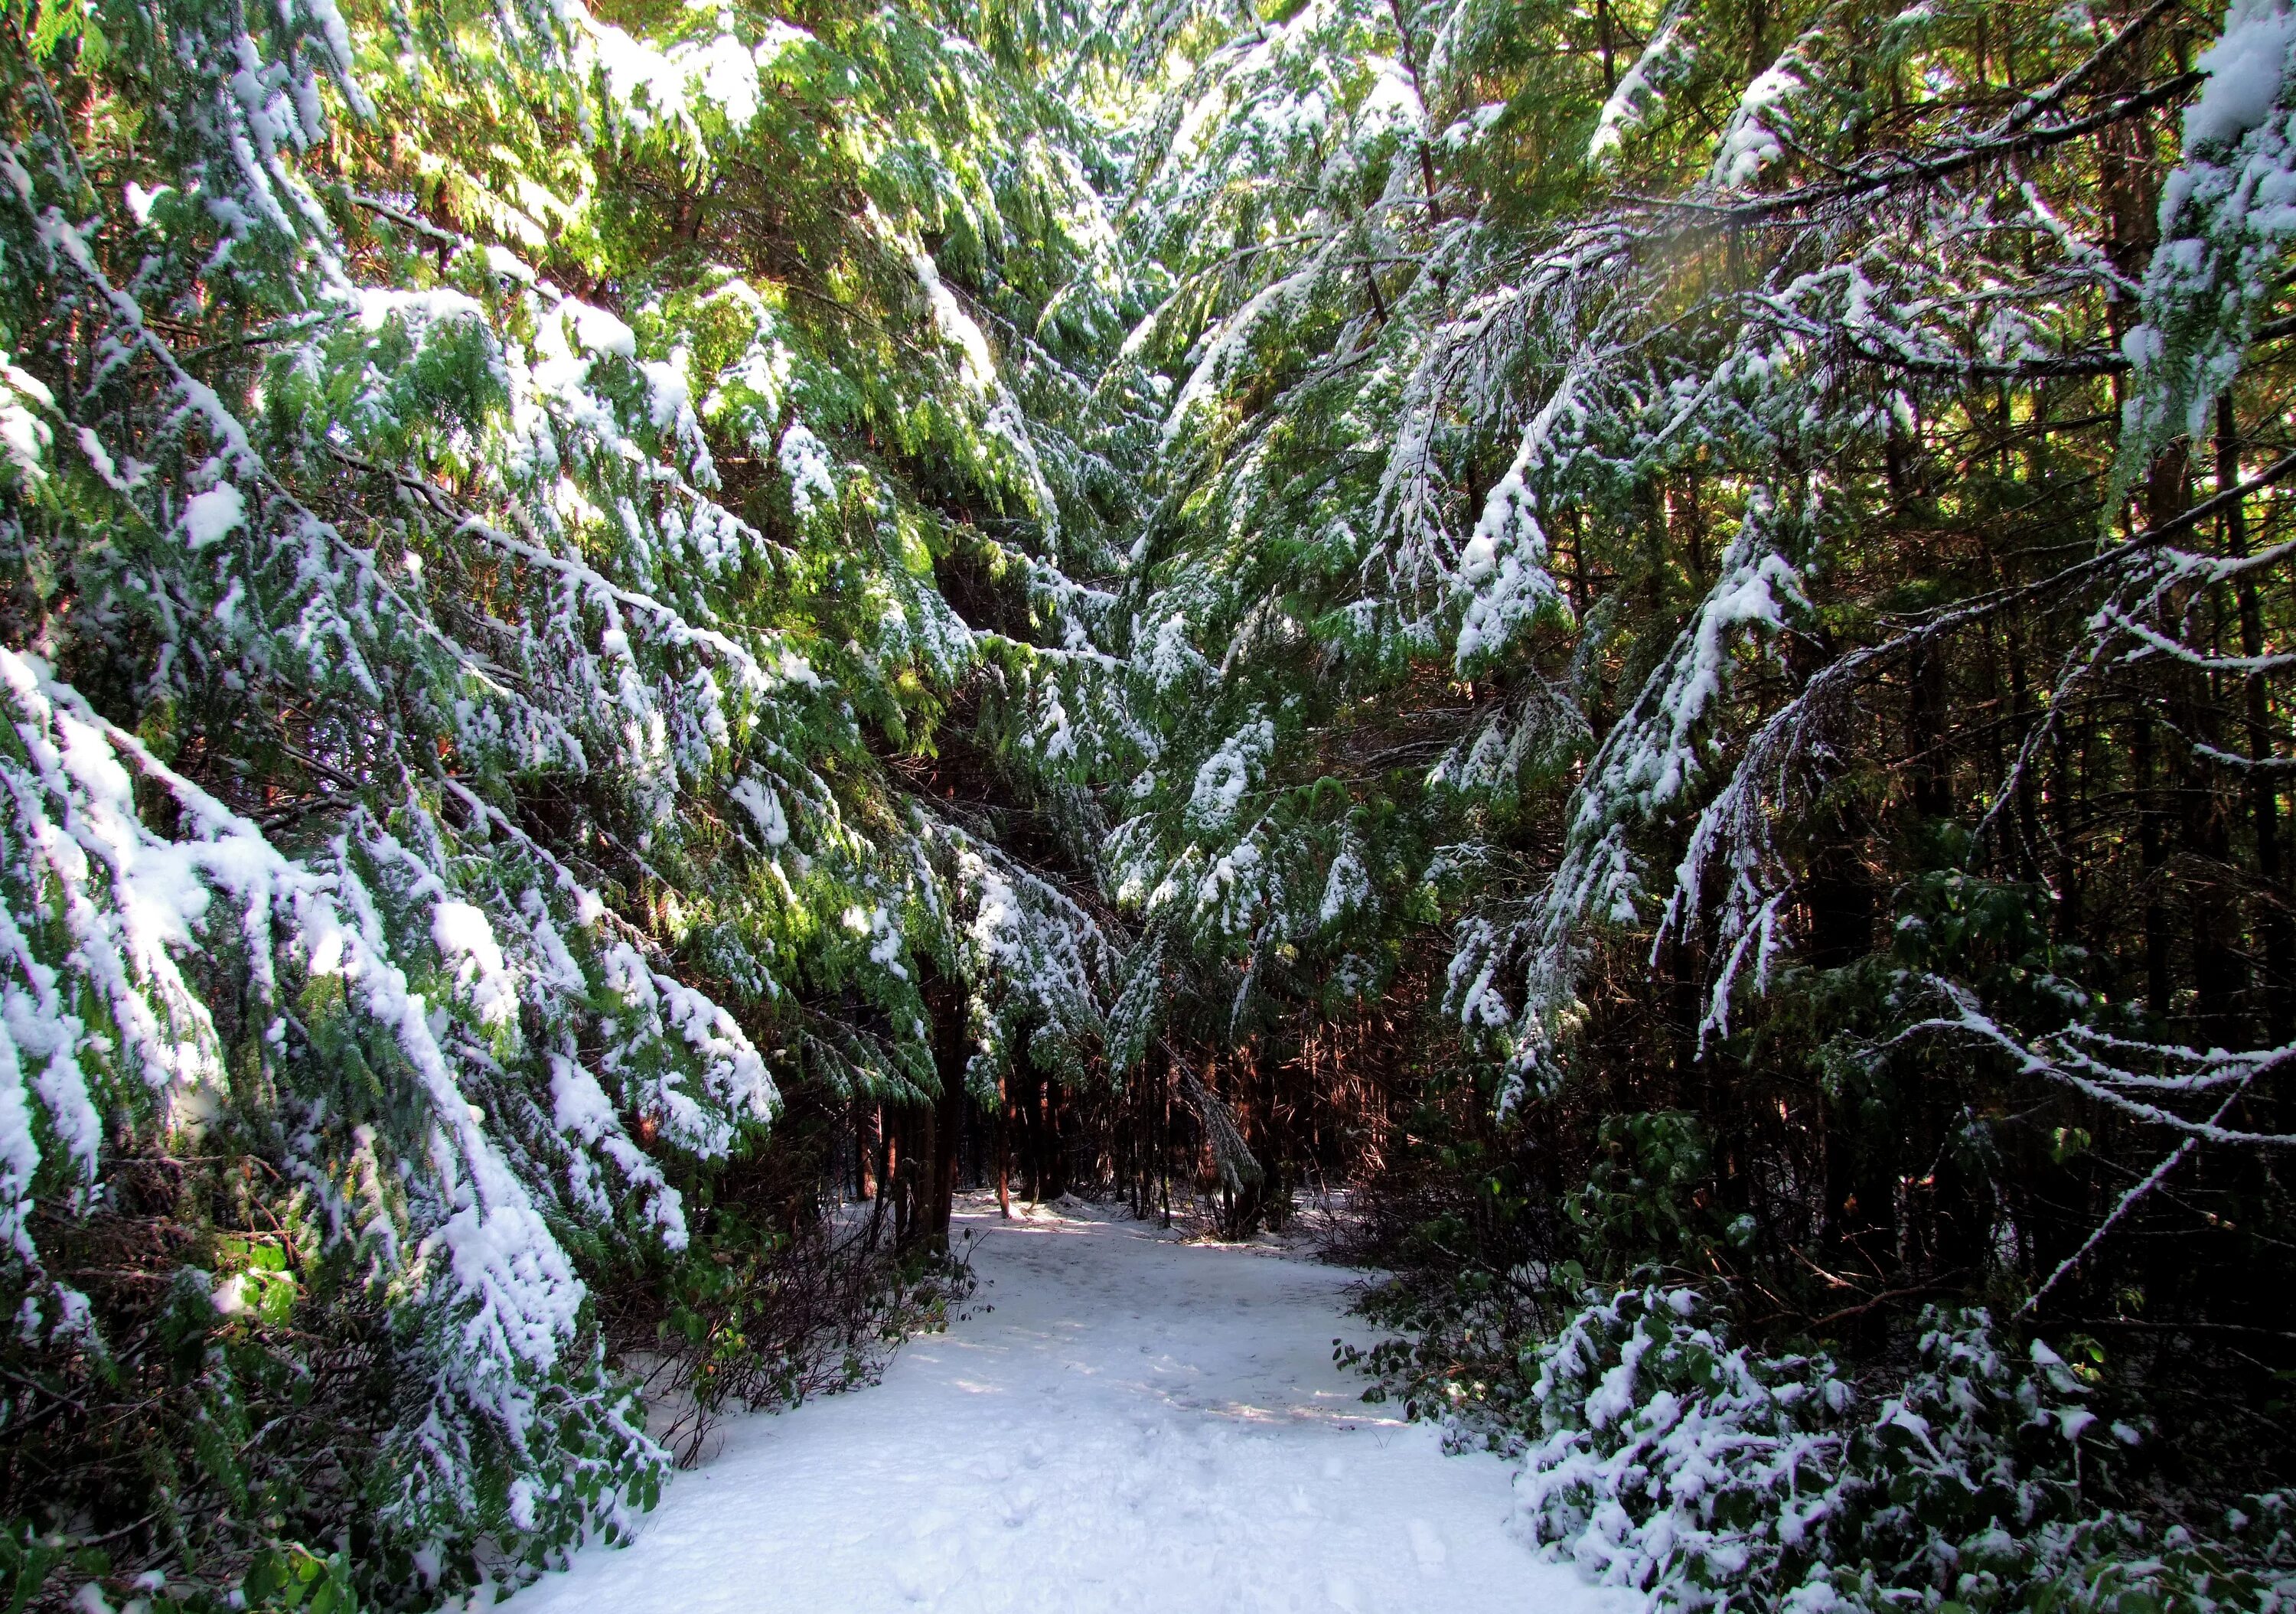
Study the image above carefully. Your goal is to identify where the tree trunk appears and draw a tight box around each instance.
[1031,1048,1065,1202]
[856,1100,879,1202]
[1015,1055,1043,1203]
[2136,716,2174,1019]
[1907,641,1951,819]
[891,980,969,1255]
[2223,396,2295,1043]
[886,1117,908,1249]
[996,1071,1013,1218]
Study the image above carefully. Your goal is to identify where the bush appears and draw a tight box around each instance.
[1352,1277,2296,1614]
[0,1152,966,1612]
[1515,1284,1854,1604]
[598,1215,977,1469]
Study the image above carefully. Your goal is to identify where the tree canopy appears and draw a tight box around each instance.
[4,0,2295,1606]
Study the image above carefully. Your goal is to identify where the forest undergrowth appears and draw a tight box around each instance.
[5,0,2296,1605]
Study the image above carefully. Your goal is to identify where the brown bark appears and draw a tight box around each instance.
[2223,396,2296,1043]
[2136,716,2174,1018]
[889,980,969,1256]
[2139,448,2191,1021]
[996,1072,1013,1218]
[884,1120,905,1248]
[1908,642,1952,819]
[856,1100,879,1201]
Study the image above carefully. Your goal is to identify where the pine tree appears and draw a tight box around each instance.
[0,0,1134,1598]
[4,0,2295,1604]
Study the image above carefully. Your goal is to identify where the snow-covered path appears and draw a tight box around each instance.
[501,1195,1633,1614]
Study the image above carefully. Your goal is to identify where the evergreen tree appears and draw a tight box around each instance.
[3,0,2294,1605]
[0,0,1130,1599]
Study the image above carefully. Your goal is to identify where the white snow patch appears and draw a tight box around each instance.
[1319,846,1371,924]
[2186,0,2296,148]
[1189,719,1274,830]
[497,1199,1642,1614]
[566,299,638,360]
[582,19,809,133]
[182,484,245,550]
[727,776,789,846]
[1712,61,1799,187]
[910,245,996,393]
[0,356,51,490]
[432,900,518,1029]
[777,422,838,517]
[1588,8,1688,164]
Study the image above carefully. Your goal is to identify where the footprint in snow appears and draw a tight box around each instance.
[1407,1517,1446,1578]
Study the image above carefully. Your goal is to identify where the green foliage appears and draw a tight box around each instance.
[1567,1112,1726,1282]
[619,1210,977,1468]
[1352,1276,2296,1614]
[5,0,2296,1601]
[0,0,1135,1600]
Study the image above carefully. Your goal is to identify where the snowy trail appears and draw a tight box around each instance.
[501,1195,1633,1614]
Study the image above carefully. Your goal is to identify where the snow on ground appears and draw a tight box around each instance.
[498,1192,1637,1614]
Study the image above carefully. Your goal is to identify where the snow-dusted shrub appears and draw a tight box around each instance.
[1504,1289,2296,1613]
[1794,1502,2296,1614]
[1792,1495,2296,1614]
[600,1205,978,1469]
[1815,1319,2104,1603]
[0,657,693,1601]
[1514,1284,1854,1606]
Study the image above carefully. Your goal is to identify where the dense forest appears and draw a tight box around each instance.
[2,0,2293,1606]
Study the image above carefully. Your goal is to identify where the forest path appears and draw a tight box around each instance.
[499,1194,1632,1614]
